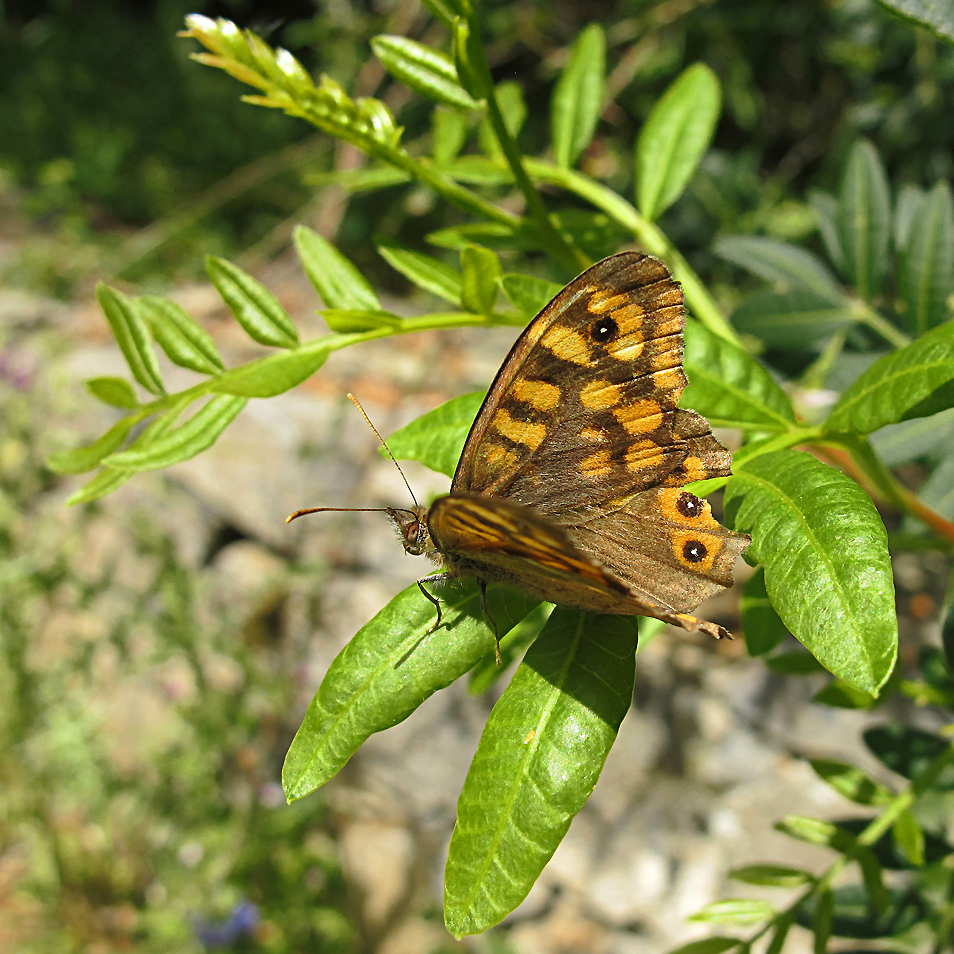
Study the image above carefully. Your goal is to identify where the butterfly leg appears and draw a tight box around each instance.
[478,580,502,667]
[417,577,447,634]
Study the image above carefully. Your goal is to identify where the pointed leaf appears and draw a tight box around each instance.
[892,810,925,865]
[320,309,403,333]
[683,321,796,431]
[65,467,134,506]
[95,284,165,395]
[868,406,954,464]
[731,290,855,349]
[809,759,892,805]
[825,319,954,433]
[636,63,722,222]
[725,450,897,693]
[432,106,470,166]
[894,183,926,253]
[810,190,845,275]
[138,296,225,375]
[104,394,247,471]
[775,816,848,848]
[813,887,832,954]
[729,864,814,888]
[211,345,331,398]
[85,377,139,409]
[813,679,879,709]
[377,239,462,305]
[876,0,954,41]
[837,140,891,301]
[863,724,954,789]
[206,256,299,348]
[460,245,502,316]
[371,35,481,111]
[666,940,741,954]
[444,611,637,937]
[740,566,788,657]
[914,450,954,523]
[689,900,776,926]
[715,236,844,299]
[550,24,606,168]
[47,417,136,475]
[293,225,381,311]
[386,391,484,477]
[499,274,563,320]
[764,650,827,675]
[899,180,954,335]
[282,581,540,800]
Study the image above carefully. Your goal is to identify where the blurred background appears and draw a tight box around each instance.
[2,0,953,951]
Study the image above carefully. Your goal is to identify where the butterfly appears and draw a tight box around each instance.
[290,251,749,655]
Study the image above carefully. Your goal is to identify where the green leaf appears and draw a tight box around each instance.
[441,156,513,185]
[282,581,540,801]
[899,180,954,335]
[498,274,563,320]
[683,321,796,431]
[138,296,226,375]
[635,63,722,222]
[731,290,855,349]
[460,245,502,316]
[775,816,847,848]
[550,24,606,168]
[725,451,897,694]
[468,603,553,695]
[876,0,954,41]
[764,650,827,675]
[813,679,879,710]
[371,35,481,111]
[427,221,518,250]
[95,284,165,395]
[478,80,527,161]
[836,140,891,300]
[420,0,469,30]
[103,395,247,471]
[65,466,134,506]
[810,189,845,274]
[451,17,484,100]
[211,344,332,398]
[47,417,136,475]
[320,309,403,333]
[765,912,794,954]
[740,567,788,657]
[809,759,892,805]
[206,256,300,348]
[913,450,954,523]
[857,848,889,915]
[894,183,926,252]
[387,391,485,478]
[666,939,742,954]
[714,236,844,299]
[432,106,470,166]
[892,810,925,866]
[868,406,954,464]
[825,320,954,433]
[688,899,775,926]
[377,239,462,305]
[293,225,381,312]
[729,864,814,888]
[444,612,637,936]
[796,884,926,941]
[863,723,954,789]
[305,165,412,193]
[85,377,139,409]
[813,887,832,954]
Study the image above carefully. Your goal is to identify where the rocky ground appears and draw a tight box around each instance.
[4,251,947,954]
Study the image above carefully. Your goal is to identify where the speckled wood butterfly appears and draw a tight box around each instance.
[291,252,749,650]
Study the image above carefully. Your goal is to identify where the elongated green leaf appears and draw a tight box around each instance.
[320,309,402,333]
[65,467,134,506]
[892,810,925,865]
[478,80,527,163]
[837,140,891,301]
[858,848,889,915]
[894,183,926,252]
[306,166,412,193]
[468,603,553,695]
[825,319,954,433]
[371,35,481,111]
[386,391,484,477]
[914,450,954,522]
[899,181,954,335]
[636,63,721,222]
[725,451,897,693]
[731,290,855,349]
[441,156,513,185]
[682,322,796,431]
[863,723,954,788]
[813,888,832,954]
[96,284,165,395]
[550,24,606,168]
[427,222,519,250]
[85,377,139,409]
[775,816,850,849]
[740,567,788,657]
[104,395,247,471]
[765,912,794,954]
[451,18,483,100]
[432,106,469,166]
[869,406,954,464]
[211,345,331,397]
[764,650,827,675]
[714,236,844,299]
[809,759,892,805]
[421,0,468,30]
[138,296,225,375]
[813,679,878,709]
[689,900,775,926]
[283,581,540,801]
[293,225,381,311]
[206,256,299,348]
[48,417,137,475]
[460,245,502,316]
[444,611,637,936]
[796,884,925,941]
[499,274,563,320]
[876,0,954,40]
[729,864,814,888]
[810,189,845,274]
[667,939,741,954]
[377,240,462,305]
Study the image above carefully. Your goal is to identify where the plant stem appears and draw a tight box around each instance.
[854,300,911,349]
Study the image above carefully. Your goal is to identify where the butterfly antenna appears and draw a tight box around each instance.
[347,392,420,509]
[286,507,394,524]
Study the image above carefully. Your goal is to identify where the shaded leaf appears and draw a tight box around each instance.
[731,290,855,349]
[714,236,844,299]
[863,723,954,789]
[775,816,849,848]
[478,81,527,161]
[85,377,139,409]
[876,0,954,41]
[460,245,502,316]
[138,296,226,375]
[550,24,606,168]
[813,887,832,954]
[891,810,925,866]
[857,848,889,915]
[813,680,879,710]
[810,190,845,274]
[294,225,381,311]
[47,417,136,475]
[372,35,480,111]
[868,406,954,465]
[764,650,827,675]
[796,884,925,940]
[499,274,563,320]
[444,612,637,936]
[689,899,775,926]
[894,183,926,253]
[741,567,788,657]
[468,603,553,695]
[427,222,519,250]
[725,451,897,694]
[96,284,165,395]
[809,759,892,805]
[432,106,470,166]
[636,63,722,221]
[729,864,814,887]
[377,239,462,305]
[206,256,299,348]
[666,940,741,954]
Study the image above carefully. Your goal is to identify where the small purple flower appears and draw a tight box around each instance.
[194,900,259,948]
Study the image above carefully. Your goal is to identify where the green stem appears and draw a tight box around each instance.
[854,300,911,349]
[523,158,740,345]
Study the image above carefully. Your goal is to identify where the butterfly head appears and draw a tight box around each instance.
[386,506,432,557]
